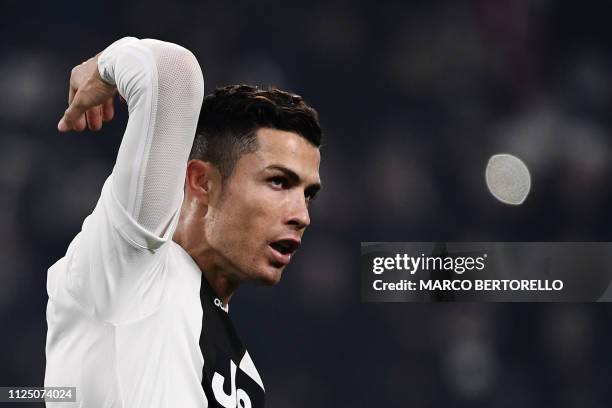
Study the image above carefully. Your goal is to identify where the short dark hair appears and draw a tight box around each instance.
[189,84,322,179]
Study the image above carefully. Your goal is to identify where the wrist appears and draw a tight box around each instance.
[97,37,139,86]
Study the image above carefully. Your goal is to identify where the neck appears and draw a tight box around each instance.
[199,260,239,307]
[173,205,239,307]
[173,236,240,307]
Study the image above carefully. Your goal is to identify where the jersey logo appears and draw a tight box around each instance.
[212,351,264,408]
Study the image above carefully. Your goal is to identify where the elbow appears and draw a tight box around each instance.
[159,47,205,106]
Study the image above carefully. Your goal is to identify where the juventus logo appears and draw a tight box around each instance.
[211,351,265,408]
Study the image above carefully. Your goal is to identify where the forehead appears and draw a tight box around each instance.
[238,128,321,181]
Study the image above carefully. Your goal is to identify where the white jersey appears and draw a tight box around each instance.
[45,37,210,407]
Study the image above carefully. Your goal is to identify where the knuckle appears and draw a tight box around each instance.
[72,98,85,109]
[64,108,77,121]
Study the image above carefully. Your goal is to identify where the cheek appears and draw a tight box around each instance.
[206,211,260,274]
[206,184,289,281]
[210,185,277,252]
[229,181,284,223]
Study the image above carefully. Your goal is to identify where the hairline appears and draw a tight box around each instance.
[214,125,320,182]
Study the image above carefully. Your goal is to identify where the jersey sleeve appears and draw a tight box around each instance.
[98,37,204,242]
[47,37,204,324]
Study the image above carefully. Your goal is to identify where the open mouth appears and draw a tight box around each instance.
[269,239,300,256]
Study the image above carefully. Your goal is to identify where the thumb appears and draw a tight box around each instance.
[58,93,87,132]
[57,117,70,132]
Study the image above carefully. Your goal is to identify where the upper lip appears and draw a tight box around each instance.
[269,238,301,255]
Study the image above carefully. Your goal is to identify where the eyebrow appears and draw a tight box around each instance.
[265,165,322,193]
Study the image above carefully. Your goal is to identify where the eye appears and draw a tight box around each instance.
[305,190,318,204]
[269,176,289,189]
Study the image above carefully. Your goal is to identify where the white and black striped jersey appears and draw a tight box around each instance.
[45,37,264,408]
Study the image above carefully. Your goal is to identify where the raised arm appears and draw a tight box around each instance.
[58,37,205,239]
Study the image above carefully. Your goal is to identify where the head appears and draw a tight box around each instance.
[178,85,322,285]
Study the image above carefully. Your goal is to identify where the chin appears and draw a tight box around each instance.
[255,265,285,285]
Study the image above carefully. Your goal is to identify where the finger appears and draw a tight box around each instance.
[74,114,87,132]
[58,108,83,132]
[102,98,114,122]
[58,91,88,132]
[59,113,86,132]
[68,84,76,106]
[86,106,103,131]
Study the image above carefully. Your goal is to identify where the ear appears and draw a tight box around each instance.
[185,159,222,206]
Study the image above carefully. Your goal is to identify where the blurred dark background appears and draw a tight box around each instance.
[2,0,612,406]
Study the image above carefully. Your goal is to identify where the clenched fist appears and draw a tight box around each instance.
[57,55,117,132]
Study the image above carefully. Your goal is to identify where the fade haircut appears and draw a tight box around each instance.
[189,84,322,179]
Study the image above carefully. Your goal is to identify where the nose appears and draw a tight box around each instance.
[287,192,311,230]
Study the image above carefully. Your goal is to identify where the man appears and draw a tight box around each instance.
[45,37,322,408]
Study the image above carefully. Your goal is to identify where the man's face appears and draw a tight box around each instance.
[204,128,321,284]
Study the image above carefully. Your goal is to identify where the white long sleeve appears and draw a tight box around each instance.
[46,38,210,407]
[46,37,205,323]
[98,37,204,238]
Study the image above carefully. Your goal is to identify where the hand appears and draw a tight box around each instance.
[58,55,117,132]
